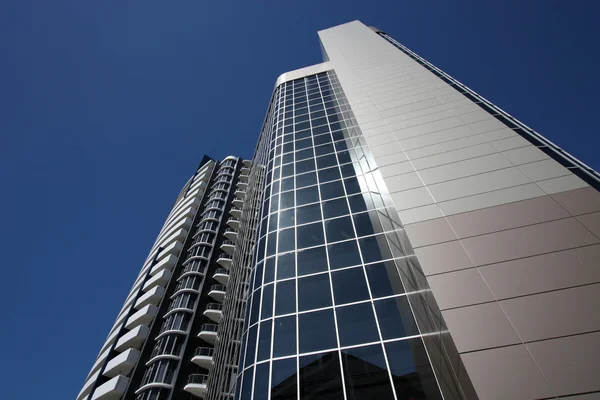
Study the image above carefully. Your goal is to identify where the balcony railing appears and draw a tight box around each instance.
[194,347,214,357]
[217,253,232,260]
[221,240,235,246]
[187,374,208,385]
[200,324,218,333]
[210,284,226,292]
[206,303,223,311]
[214,268,229,276]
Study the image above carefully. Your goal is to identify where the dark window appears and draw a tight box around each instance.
[316,154,337,169]
[249,289,261,325]
[269,212,278,232]
[296,171,318,188]
[282,163,294,178]
[296,186,319,206]
[279,209,295,229]
[297,246,328,276]
[299,309,337,353]
[295,147,314,161]
[264,257,276,284]
[320,180,345,200]
[315,143,335,156]
[325,217,355,243]
[344,177,362,195]
[341,344,395,400]
[261,283,274,320]
[267,232,277,257]
[254,362,270,400]
[353,212,381,237]
[348,193,371,213]
[331,267,370,305]
[296,203,322,225]
[278,228,295,253]
[257,320,272,361]
[241,366,254,399]
[271,357,297,400]
[277,252,295,280]
[299,352,344,400]
[313,133,333,146]
[374,296,419,340]
[295,129,311,141]
[296,159,316,174]
[385,339,442,400]
[253,262,264,289]
[245,325,258,367]
[318,166,341,183]
[280,190,294,210]
[359,235,392,263]
[322,198,349,219]
[340,163,358,178]
[273,316,296,357]
[298,273,332,311]
[296,137,313,150]
[297,222,325,249]
[336,302,379,346]
[365,261,405,298]
[328,240,361,270]
[276,279,296,316]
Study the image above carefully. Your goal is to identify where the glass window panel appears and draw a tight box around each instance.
[282,163,294,178]
[280,191,294,209]
[296,171,317,188]
[269,213,279,232]
[296,158,316,174]
[322,198,349,219]
[299,352,344,400]
[359,235,392,263]
[336,302,379,347]
[296,137,313,150]
[344,177,362,195]
[320,180,345,200]
[327,240,361,270]
[298,273,332,311]
[385,339,442,400]
[261,283,274,320]
[340,163,357,178]
[365,261,405,298]
[264,257,276,284]
[318,166,341,183]
[278,228,295,253]
[312,124,329,136]
[281,177,294,192]
[297,246,328,276]
[312,117,328,127]
[348,193,371,213]
[253,362,270,400]
[295,129,312,141]
[282,152,294,164]
[250,289,261,325]
[353,211,381,237]
[271,357,297,400]
[279,209,295,229]
[245,325,258,367]
[257,319,272,361]
[341,344,395,400]
[283,141,293,153]
[299,309,337,354]
[316,154,337,169]
[273,316,296,358]
[241,366,254,400]
[277,252,295,280]
[374,296,419,340]
[313,133,333,146]
[253,261,264,289]
[315,143,334,156]
[296,203,322,225]
[331,267,370,305]
[295,147,314,161]
[296,186,319,206]
[297,222,325,249]
[270,195,279,212]
[276,279,296,316]
[325,217,355,243]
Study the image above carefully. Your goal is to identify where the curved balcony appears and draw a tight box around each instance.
[226,217,240,229]
[223,228,238,241]
[203,303,223,322]
[216,253,233,269]
[216,168,234,177]
[180,263,206,279]
[220,240,235,255]
[238,173,249,183]
[234,189,246,199]
[184,374,208,398]
[236,180,248,190]
[240,166,250,175]
[213,268,229,285]
[198,324,218,344]
[191,347,214,369]
[232,197,244,208]
[91,375,129,400]
[214,176,232,185]
[229,206,243,218]
[242,159,252,167]
[208,284,226,302]
[104,348,140,378]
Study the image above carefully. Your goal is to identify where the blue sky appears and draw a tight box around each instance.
[1,1,599,398]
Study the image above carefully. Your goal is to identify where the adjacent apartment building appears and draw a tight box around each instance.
[78,21,600,400]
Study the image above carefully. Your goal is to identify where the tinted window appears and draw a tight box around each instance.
[296,203,322,225]
[299,309,337,353]
[296,186,319,206]
[278,228,295,253]
[297,246,328,276]
[273,316,296,357]
[359,235,392,263]
[341,345,395,400]
[325,217,355,243]
[271,357,297,400]
[297,222,325,249]
[280,191,294,209]
[279,209,295,229]
[331,267,370,305]
[328,240,361,270]
[296,171,318,188]
[322,198,349,219]
[336,302,379,346]
[365,261,405,298]
[374,296,419,340]
[253,362,270,400]
[277,252,295,280]
[264,257,275,284]
[298,273,332,311]
[276,280,296,316]
[257,319,272,361]
[261,283,274,320]
[299,352,344,400]
[320,180,345,200]
[353,211,380,237]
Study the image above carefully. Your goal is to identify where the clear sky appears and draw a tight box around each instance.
[1,1,599,399]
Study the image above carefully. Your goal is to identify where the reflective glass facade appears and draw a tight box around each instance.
[236,71,444,400]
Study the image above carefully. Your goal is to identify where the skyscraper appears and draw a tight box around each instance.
[79,21,600,400]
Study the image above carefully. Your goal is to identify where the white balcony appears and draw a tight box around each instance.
[220,240,235,255]
[88,347,110,378]
[208,285,226,303]
[223,228,238,241]
[91,375,129,400]
[229,206,243,218]
[150,254,178,275]
[238,173,249,183]
[203,303,222,323]
[157,240,183,260]
[198,324,218,344]
[240,166,250,174]
[242,159,252,167]
[104,348,140,378]
[77,370,100,400]
[216,253,233,269]
[227,216,240,229]
[135,286,164,310]
[191,347,214,370]
[115,325,149,351]
[184,374,208,398]
[232,197,244,207]
[213,268,229,285]
[143,269,171,291]
[125,304,157,330]
[234,189,246,199]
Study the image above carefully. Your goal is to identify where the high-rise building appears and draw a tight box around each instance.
[78,21,600,400]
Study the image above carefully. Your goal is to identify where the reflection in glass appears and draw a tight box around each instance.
[271,357,297,400]
[299,352,344,400]
[341,344,395,400]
